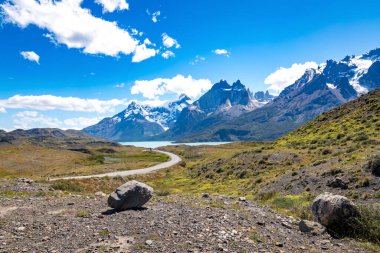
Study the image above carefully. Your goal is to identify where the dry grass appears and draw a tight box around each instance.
[0,144,169,179]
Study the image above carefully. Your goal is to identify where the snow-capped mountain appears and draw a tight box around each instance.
[158,80,266,139]
[83,95,192,141]
[163,48,380,142]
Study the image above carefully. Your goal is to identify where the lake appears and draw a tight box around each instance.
[119,141,231,149]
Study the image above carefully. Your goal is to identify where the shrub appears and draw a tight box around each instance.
[365,155,380,176]
[340,204,380,245]
[156,190,170,196]
[321,149,332,155]
[51,181,81,192]
[255,190,277,201]
[76,210,91,217]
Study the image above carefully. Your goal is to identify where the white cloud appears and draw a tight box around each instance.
[115,83,125,88]
[161,50,175,59]
[131,75,212,99]
[162,33,180,49]
[95,0,129,13]
[20,51,40,64]
[13,111,61,129]
[152,11,160,23]
[0,95,127,113]
[264,62,319,92]
[190,55,205,65]
[132,41,158,63]
[1,0,156,61]
[63,117,103,130]
[11,111,103,130]
[0,107,6,113]
[213,49,230,57]
[131,28,143,37]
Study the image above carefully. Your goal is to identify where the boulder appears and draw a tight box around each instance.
[299,220,325,235]
[108,181,153,211]
[326,177,348,189]
[311,192,358,231]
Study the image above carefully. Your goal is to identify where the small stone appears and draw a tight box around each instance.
[281,221,292,229]
[202,193,209,198]
[146,240,153,245]
[256,221,265,226]
[238,197,247,202]
[299,220,326,235]
[95,191,106,197]
[15,227,26,231]
[275,242,284,247]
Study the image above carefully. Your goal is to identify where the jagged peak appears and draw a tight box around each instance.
[178,93,191,101]
[211,79,230,90]
[361,47,380,60]
[232,80,245,90]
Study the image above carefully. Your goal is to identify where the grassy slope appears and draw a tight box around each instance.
[0,143,169,179]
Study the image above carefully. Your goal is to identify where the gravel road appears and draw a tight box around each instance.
[49,150,181,181]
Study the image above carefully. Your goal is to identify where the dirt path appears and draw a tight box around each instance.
[49,150,181,181]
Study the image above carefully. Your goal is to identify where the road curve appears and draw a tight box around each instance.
[49,150,181,181]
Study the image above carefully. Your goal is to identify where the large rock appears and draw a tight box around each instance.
[108,181,153,211]
[311,192,358,231]
[326,177,348,189]
[299,220,326,235]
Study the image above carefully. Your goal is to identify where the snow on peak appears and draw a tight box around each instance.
[326,83,337,90]
[347,55,372,94]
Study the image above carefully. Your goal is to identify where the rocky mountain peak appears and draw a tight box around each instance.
[232,80,245,90]
[212,79,230,90]
[362,48,380,60]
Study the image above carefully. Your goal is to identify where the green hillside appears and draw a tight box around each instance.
[278,88,380,147]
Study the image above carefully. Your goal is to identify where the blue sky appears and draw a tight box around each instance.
[1,0,380,130]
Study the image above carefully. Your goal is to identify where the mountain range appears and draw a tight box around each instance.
[83,95,193,141]
[84,48,380,142]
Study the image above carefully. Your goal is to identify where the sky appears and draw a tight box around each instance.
[1,0,380,131]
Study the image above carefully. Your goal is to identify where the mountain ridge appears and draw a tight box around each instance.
[169,47,380,142]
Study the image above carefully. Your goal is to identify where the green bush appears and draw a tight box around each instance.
[51,181,81,192]
[255,190,277,201]
[366,155,380,176]
[343,204,380,245]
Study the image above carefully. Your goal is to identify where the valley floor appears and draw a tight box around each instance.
[0,180,373,253]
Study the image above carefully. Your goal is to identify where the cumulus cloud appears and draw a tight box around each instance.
[151,11,160,23]
[162,33,180,49]
[1,0,155,61]
[63,117,103,130]
[20,51,40,64]
[13,111,61,129]
[95,0,129,13]
[190,55,205,65]
[131,75,212,99]
[0,107,6,113]
[0,95,127,113]
[264,62,319,92]
[132,39,158,63]
[161,50,175,59]
[213,49,230,57]
[11,110,103,130]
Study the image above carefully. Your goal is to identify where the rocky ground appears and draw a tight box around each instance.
[0,180,374,253]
